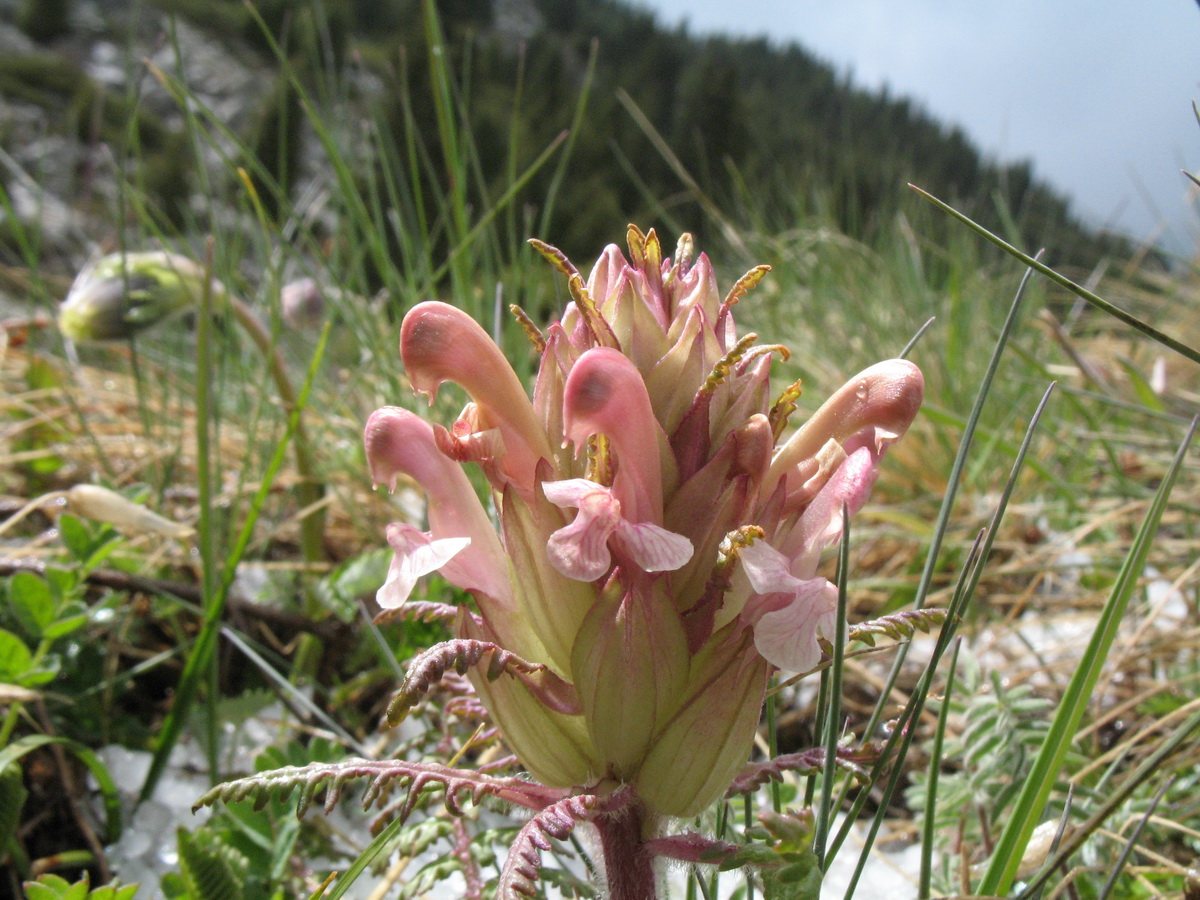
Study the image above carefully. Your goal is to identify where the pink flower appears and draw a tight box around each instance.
[541,478,694,581]
[739,538,839,673]
[377,524,471,610]
[366,226,924,822]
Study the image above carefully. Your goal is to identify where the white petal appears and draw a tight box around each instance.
[616,520,694,572]
[377,523,470,609]
[752,578,838,672]
[738,540,797,594]
[541,477,607,508]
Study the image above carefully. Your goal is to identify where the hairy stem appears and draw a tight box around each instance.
[594,802,659,900]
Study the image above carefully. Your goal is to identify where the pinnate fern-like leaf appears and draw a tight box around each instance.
[452,816,487,900]
[374,600,458,626]
[644,831,742,864]
[175,826,249,900]
[193,758,566,823]
[849,608,948,647]
[497,793,601,899]
[726,746,875,797]
[386,638,580,724]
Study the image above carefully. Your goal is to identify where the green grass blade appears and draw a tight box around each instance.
[217,626,364,753]
[196,245,220,783]
[430,130,569,287]
[814,504,851,866]
[977,416,1198,895]
[862,257,1042,741]
[615,87,750,260]
[0,734,122,842]
[836,530,983,896]
[311,812,411,900]
[1096,775,1174,900]
[830,380,1055,870]
[1021,787,1076,900]
[138,323,331,803]
[899,316,936,360]
[764,682,781,814]
[537,38,599,240]
[918,637,961,899]
[910,184,1200,366]
[421,0,470,293]
[1017,702,1200,898]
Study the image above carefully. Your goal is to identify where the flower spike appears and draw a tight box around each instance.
[355,227,926,887]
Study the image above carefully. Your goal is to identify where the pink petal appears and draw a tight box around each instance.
[400,301,552,491]
[541,478,604,508]
[751,578,838,672]
[738,539,840,670]
[778,444,877,575]
[364,407,511,604]
[377,523,471,609]
[545,516,616,582]
[562,348,667,525]
[543,478,693,578]
[543,480,623,581]
[738,540,798,595]
[670,252,720,336]
[614,519,694,573]
[765,359,923,497]
[585,243,628,302]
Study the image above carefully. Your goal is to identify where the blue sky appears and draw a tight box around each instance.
[634,1,1200,255]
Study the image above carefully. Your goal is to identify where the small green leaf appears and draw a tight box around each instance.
[1140,692,1187,717]
[0,629,33,680]
[8,572,55,636]
[1115,357,1168,412]
[72,883,141,900]
[21,874,94,900]
[0,763,28,854]
[43,565,78,598]
[83,534,125,572]
[19,654,62,686]
[24,883,62,900]
[57,514,94,562]
[0,735,122,842]
[762,848,822,900]
[25,356,65,391]
[160,872,189,899]
[43,608,90,641]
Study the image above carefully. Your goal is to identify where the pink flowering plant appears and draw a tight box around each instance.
[199,226,927,897]
[365,225,923,893]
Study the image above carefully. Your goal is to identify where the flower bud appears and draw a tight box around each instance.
[58,252,211,342]
[65,484,193,538]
